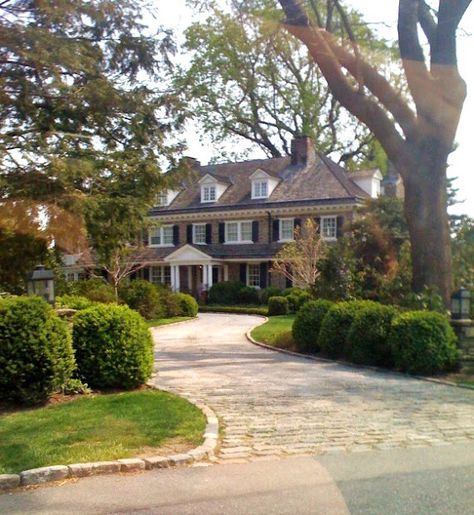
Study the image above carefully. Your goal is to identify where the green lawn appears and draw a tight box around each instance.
[250,315,296,350]
[0,390,206,474]
[147,316,194,328]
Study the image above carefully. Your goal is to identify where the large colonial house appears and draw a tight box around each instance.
[63,137,401,297]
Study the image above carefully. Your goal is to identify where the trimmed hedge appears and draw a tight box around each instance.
[56,295,96,310]
[199,305,268,316]
[0,297,75,405]
[292,299,334,353]
[348,304,399,366]
[238,286,260,305]
[175,292,198,317]
[287,291,312,313]
[72,278,116,303]
[268,296,289,316]
[208,281,245,305]
[389,311,458,375]
[119,280,164,320]
[73,304,153,389]
[318,300,378,358]
[260,287,282,304]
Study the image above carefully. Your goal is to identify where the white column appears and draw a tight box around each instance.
[170,265,176,292]
[175,265,180,292]
[224,264,229,281]
[207,264,213,290]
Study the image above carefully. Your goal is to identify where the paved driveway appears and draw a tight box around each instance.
[151,314,474,462]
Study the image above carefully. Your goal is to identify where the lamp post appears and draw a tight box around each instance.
[27,265,55,305]
[450,287,471,322]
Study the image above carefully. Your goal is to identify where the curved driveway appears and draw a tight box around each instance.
[151,314,474,462]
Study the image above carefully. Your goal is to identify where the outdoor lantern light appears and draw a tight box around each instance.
[27,265,55,305]
[450,287,471,321]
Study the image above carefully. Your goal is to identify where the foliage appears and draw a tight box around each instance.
[452,216,474,290]
[62,378,92,396]
[55,295,97,311]
[119,280,164,320]
[178,0,384,166]
[282,287,306,297]
[318,300,378,359]
[71,278,116,304]
[348,304,399,367]
[199,305,268,316]
[174,293,199,317]
[292,299,334,353]
[268,296,289,316]
[208,281,245,305]
[0,297,75,405]
[260,286,282,304]
[0,390,206,474]
[399,286,447,315]
[286,291,312,313]
[73,304,153,389]
[389,311,459,375]
[238,286,260,305]
[272,219,326,290]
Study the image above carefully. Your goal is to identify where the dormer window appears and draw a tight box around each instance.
[252,180,268,199]
[202,184,216,202]
[156,192,168,206]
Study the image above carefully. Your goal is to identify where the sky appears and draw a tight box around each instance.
[156,0,474,217]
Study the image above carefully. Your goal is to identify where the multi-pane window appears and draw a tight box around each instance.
[252,180,268,199]
[248,264,261,287]
[321,216,337,240]
[225,221,253,243]
[150,266,171,286]
[193,224,206,244]
[202,185,216,202]
[150,226,174,246]
[156,192,168,206]
[279,218,294,241]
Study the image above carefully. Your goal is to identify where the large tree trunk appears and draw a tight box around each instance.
[401,140,452,304]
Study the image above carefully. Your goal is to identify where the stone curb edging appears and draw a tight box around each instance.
[246,321,474,392]
[0,388,219,492]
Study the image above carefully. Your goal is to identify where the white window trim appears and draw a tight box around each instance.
[150,265,171,285]
[156,191,168,207]
[279,218,295,242]
[193,223,207,245]
[252,180,268,199]
[321,215,338,241]
[149,225,175,247]
[224,220,253,244]
[201,184,217,203]
[247,263,261,289]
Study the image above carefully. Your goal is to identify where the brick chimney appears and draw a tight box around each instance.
[291,136,315,166]
[182,156,201,169]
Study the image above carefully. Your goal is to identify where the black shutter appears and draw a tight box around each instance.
[272,219,279,242]
[219,223,225,243]
[252,221,259,242]
[294,218,302,230]
[314,217,321,234]
[212,266,218,284]
[206,223,212,244]
[267,261,273,286]
[142,229,149,247]
[142,267,150,281]
[186,224,193,244]
[239,263,247,284]
[130,271,137,281]
[259,262,268,288]
[337,216,345,238]
[173,225,180,245]
[286,271,293,288]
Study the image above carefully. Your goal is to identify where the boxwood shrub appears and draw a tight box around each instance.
[287,291,313,313]
[238,286,260,305]
[318,300,378,358]
[208,281,245,305]
[0,297,75,405]
[174,292,198,317]
[119,280,164,320]
[292,299,334,353]
[260,286,282,304]
[73,304,153,389]
[348,304,399,366]
[388,311,458,375]
[268,296,289,316]
[56,294,97,310]
[72,278,116,303]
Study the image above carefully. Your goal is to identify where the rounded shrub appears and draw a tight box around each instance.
[119,280,164,320]
[73,304,153,389]
[238,286,259,305]
[388,311,459,375]
[174,292,198,317]
[56,295,96,310]
[268,296,289,316]
[260,286,282,304]
[0,296,75,405]
[282,287,305,297]
[287,291,313,313]
[319,300,378,359]
[208,281,244,305]
[73,278,116,303]
[348,304,399,367]
[292,299,334,353]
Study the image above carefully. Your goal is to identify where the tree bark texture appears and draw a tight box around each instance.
[277,0,471,304]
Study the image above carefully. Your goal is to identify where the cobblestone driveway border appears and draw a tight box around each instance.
[0,387,218,492]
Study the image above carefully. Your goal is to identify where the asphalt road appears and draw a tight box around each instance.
[1,443,473,514]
